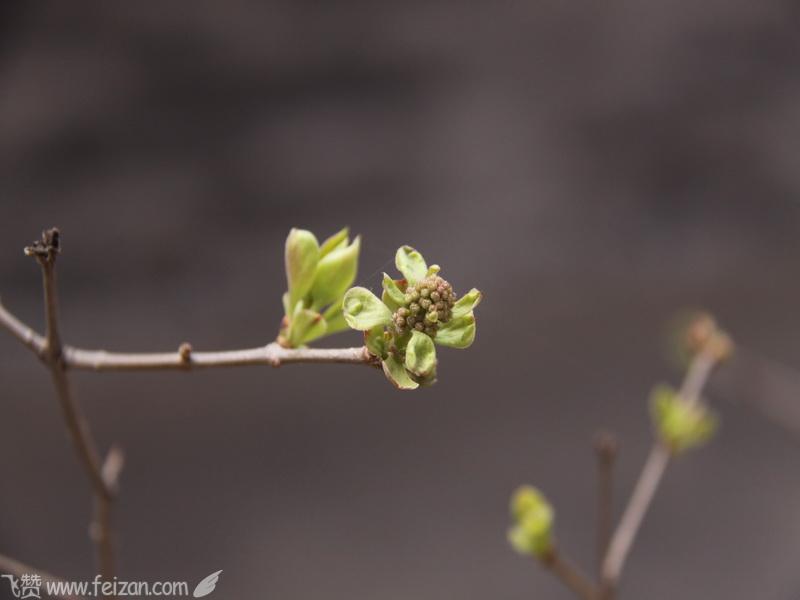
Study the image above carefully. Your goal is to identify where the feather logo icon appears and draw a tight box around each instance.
[192,570,223,598]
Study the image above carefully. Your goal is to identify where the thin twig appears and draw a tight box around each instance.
[0,304,376,371]
[542,549,598,600]
[593,431,617,580]
[600,349,718,596]
[0,553,86,600]
[24,229,117,583]
[0,229,380,585]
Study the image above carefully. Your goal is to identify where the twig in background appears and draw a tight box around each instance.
[599,318,731,598]
[593,431,618,580]
[509,313,732,600]
[23,229,118,583]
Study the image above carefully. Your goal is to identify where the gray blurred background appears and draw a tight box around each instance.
[1,1,799,599]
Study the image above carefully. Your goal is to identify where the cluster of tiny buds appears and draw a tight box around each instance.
[393,275,456,337]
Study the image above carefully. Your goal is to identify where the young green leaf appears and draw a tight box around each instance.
[322,302,349,336]
[364,326,388,358]
[311,236,360,309]
[381,353,419,390]
[395,246,427,285]
[285,228,320,308]
[342,287,392,330]
[319,227,350,258]
[435,314,476,348]
[451,288,483,320]
[288,309,327,347]
[382,273,406,309]
[405,330,437,377]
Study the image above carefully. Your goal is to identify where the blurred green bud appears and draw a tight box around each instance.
[405,330,437,378]
[395,245,427,285]
[382,352,419,390]
[285,228,320,308]
[310,236,360,310]
[669,311,735,368]
[507,486,554,559]
[342,287,393,330]
[650,384,718,454]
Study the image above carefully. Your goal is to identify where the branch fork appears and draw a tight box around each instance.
[0,228,378,592]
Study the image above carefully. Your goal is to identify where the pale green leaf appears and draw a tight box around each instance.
[285,228,320,307]
[435,314,476,348]
[382,273,406,305]
[364,326,388,358]
[311,236,360,309]
[342,287,392,331]
[381,353,419,390]
[319,227,350,258]
[451,288,483,320]
[395,245,427,285]
[288,309,327,347]
[405,330,437,377]
[321,302,349,336]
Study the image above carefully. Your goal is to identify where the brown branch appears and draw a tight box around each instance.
[542,549,598,600]
[0,300,46,358]
[23,229,117,583]
[0,553,86,600]
[0,228,380,586]
[0,304,376,371]
[593,431,617,580]
[62,343,376,370]
[599,350,718,597]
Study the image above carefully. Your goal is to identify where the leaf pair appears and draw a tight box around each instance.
[281,227,360,347]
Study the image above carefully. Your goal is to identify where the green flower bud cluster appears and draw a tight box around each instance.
[507,486,554,559]
[392,275,456,338]
[279,227,360,348]
[342,245,482,390]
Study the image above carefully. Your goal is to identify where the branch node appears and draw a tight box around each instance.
[102,445,125,495]
[178,342,193,365]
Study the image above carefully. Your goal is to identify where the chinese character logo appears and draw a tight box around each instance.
[1,574,42,599]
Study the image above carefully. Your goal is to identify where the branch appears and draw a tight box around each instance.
[0,229,379,584]
[0,553,85,600]
[0,304,376,371]
[594,431,617,580]
[542,549,598,600]
[22,229,117,582]
[600,350,718,596]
